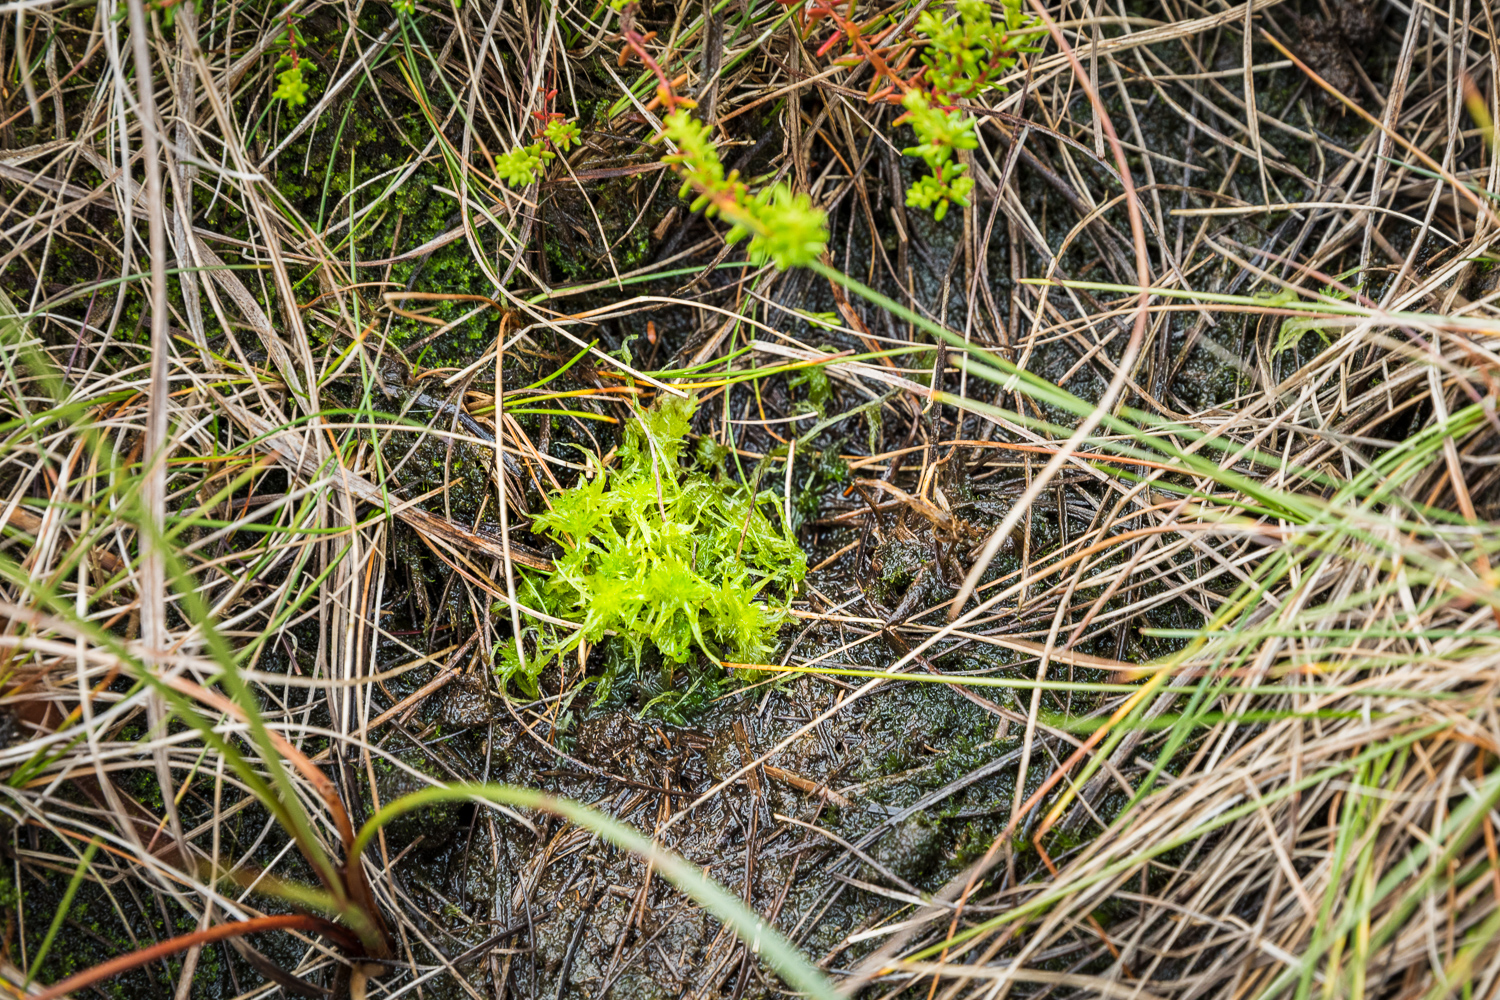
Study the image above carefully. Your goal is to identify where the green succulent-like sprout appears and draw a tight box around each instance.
[494,144,552,186]
[916,0,1037,100]
[740,185,831,270]
[898,91,978,220]
[905,172,975,221]
[272,65,310,106]
[900,91,980,166]
[270,18,313,107]
[496,396,806,699]
[543,117,582,151]
[494,117,581,187]
[660,110,828,270]
[899,0,1040,220]
[662,110,733,206]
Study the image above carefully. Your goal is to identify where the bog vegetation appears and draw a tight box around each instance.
[1,0,1499,997]
[503,394,807,705]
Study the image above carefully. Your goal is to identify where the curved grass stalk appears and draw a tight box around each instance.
[352,782,842,1000]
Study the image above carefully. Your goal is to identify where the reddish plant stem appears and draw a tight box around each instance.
[31,915,351,1000]
[160,675,391,956]
[808,2,912,103]
[619,6,681,110]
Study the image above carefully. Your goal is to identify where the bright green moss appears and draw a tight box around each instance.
[496,396,805,698]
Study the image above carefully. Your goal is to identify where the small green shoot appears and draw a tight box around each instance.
[271,13,312,107]
[660,110,828,269]
[273,66,310,106]
[896,0,1040,219]
[915,0,1039,101]
[494,144,552,186]
[899,90,978,220]
[494,117,583,187]
[1273,270,1363,357]
[543,117,582,149]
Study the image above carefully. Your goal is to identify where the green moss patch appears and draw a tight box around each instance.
[498,396,806,704]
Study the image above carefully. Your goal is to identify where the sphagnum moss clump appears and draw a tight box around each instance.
[497,396,806,699]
